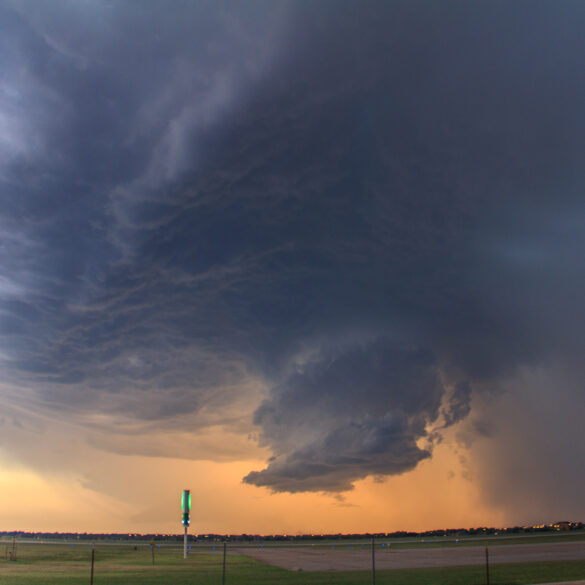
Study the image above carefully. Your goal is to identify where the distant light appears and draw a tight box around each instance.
[181,489,191,526]
[181,490,191,512]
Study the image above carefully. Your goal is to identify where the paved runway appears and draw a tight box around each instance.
[236,541,585,571]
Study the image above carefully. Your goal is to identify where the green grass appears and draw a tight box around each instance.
[0,542,584,585]
[374,532,585,550]
[192,531,585,550]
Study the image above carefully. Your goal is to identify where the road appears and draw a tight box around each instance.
[236,541,585,571]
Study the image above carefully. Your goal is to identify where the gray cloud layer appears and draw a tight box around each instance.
[1,1,585,506]
[245,340,470,492]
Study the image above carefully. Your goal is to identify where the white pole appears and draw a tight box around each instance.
[184,525,188,559]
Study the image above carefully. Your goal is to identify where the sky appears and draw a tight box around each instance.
[1,0,585,534]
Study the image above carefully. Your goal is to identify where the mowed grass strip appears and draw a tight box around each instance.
[1,543,585,585]
[194,531,585,551]
[384,532,585,549]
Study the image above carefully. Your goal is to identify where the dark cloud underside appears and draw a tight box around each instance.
[1,1,585,497]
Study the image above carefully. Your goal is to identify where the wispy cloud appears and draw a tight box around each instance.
[1,0,585,526]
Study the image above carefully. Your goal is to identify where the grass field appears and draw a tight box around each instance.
[194,531,585,550]
[0,541,585,585]
[369,531,585,549]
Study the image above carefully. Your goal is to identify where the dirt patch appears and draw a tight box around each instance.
[234,541,585,572]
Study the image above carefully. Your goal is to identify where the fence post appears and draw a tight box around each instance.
[485,545,490,585]
[372,536,376,585]
[222,541,227,585]
[90,546,95,585]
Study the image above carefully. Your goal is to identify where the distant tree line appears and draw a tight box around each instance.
[1,522,583,542]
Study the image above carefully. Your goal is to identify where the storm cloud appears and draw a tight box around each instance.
[1,0,585,509]
[244,340,470,492]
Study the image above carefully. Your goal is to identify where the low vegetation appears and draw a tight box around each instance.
[0,541,585,585]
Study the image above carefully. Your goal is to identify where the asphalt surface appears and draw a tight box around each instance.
[236,541,585,571]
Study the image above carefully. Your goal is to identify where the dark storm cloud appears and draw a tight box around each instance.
[457,361,585,525]
[0,0,290,425]
[442,382,471,429]
[240,0,585,492]
[244,339,466,492]
[2,0,585,500]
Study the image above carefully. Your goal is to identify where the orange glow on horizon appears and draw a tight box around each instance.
[0,437,506,534]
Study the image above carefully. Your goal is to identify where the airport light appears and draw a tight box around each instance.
[182,490,191,526]
[181,489,191,559]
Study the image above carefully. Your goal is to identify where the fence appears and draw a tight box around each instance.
[1,534,584,585]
